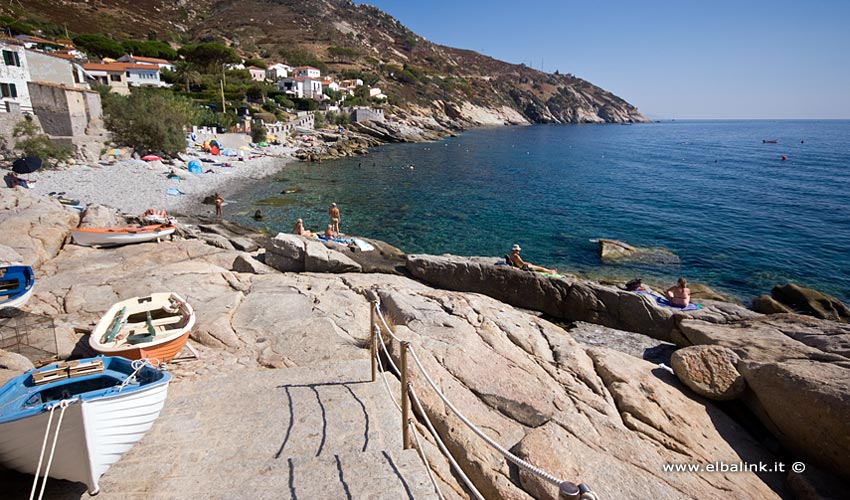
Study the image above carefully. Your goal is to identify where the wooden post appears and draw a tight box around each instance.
[400,341,411,450]
[370,300,378,382]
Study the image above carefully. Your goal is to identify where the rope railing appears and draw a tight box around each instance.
[369,300,599,500]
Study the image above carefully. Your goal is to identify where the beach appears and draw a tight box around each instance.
[26,145,298,217]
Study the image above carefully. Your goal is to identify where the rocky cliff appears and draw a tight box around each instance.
[5,0,649,127]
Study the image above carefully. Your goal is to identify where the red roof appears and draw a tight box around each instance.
[126,55,172,64]
[83,62,159,72]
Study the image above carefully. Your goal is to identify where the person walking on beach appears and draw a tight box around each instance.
[214,193,224,218]
[507,244,558,274]
[328,203,341,237]
[666,278,691,307]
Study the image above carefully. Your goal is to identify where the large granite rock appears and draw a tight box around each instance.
[771,283,850,323]
[264,233,361,273]
[678,314,850,482]
[671,345,746,400]
[0,188,79,268]
[0,349,34,386]
[371,284,785,499]
[406,254,758,342]
[597,238,680,265]
[79,203,122,228]
[752,294,794,315]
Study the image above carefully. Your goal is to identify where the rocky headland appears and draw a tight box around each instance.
[2,186,849,499]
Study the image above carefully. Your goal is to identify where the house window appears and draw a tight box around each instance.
[110,74,121,82]
[0,83,18,98]
[2,50,21,67]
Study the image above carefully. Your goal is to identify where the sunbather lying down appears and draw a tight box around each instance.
[507,244,558,274]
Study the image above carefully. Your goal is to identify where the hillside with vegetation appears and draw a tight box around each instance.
[2,0,647,131]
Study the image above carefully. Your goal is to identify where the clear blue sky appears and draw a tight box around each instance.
[357,1,850,119]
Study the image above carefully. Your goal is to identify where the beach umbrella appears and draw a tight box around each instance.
[12,156,42,174]
[141,154,162,161]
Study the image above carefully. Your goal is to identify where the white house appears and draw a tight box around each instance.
[267,63,292,80]
[122,63,168,88]
[0,38,32,113]
[117,55,176,72]
[82,62,130,95]
[321,78,339,93]
[369,87,387,100]
[294,66,321,79]
[277,76,323,99]
[245,66,266,82]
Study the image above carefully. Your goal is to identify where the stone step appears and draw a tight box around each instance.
[98,449,438,499]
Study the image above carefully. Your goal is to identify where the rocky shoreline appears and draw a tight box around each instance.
[2,186,849,499]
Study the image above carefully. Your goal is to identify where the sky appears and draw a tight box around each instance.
[357,1,850,119]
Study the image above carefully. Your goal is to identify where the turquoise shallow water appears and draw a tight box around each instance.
[228,120,850,304]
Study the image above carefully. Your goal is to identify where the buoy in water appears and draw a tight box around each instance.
[781,155,787,161]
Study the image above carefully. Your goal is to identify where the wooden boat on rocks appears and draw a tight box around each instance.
[0,265,35,311]
[89,293,195,363]
[0,356,171,495]
[69,223,176,247]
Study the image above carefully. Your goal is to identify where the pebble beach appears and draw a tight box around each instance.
[26,145,298,217]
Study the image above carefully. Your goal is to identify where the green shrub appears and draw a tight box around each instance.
[121,40,178,60]
[252,112,277,123]
[73,34,125,59]
[179,43,238,71]
[273,95,295,109]
[251,121,267,143]
[101,89,198,156]
[312,111,326,129]
[12,116,73,164]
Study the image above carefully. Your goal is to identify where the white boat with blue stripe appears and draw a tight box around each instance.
[0,356,171,495]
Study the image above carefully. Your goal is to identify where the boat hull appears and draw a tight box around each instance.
[0,265,35,311]
[89,293,195,363]
[69,225,176,247]
[0,357,170,494]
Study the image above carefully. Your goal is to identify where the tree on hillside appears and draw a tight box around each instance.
[100,89,198,156]
[170,61,203,92]
[73,34,125,59]
[179,43,239,71]
[243,58,267,69]
[122,40,178,60]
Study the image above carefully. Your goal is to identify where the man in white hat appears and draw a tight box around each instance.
[508,244,558,274]
[328,202,341,237]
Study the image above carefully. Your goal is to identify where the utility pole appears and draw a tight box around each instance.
[220,79,226,114]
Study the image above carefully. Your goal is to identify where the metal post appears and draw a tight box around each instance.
[558,481,580,500]
[370,300,378,382]
[400,341,411,450]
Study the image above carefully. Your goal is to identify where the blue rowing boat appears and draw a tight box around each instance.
[0,265,35,311]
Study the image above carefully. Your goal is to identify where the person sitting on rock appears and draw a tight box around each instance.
[666,278,691,307]
[292,218,314,237]
[508,244,558,274]
[324,224,334,238]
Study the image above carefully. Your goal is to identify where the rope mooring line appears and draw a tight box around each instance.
[32,399,73,500]
[409,386,485,500]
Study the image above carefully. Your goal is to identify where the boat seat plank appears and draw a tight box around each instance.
[32,359,104,385]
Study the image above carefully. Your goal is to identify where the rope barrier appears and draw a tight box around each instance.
[409,387,484,500]
[376,326,401,376]
[408,419,445,500]
[407,347,563,487]
[371,300,598,499]
[375,345,402,413]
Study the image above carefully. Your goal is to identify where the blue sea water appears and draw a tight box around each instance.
[228,120,850,304]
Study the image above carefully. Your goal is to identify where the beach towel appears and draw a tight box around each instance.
[654,296,702,311]
[166,188,185,196]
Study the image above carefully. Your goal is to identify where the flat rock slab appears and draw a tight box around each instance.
[1,360,437,499]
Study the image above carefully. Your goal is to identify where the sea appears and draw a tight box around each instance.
[227,120,850,304]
